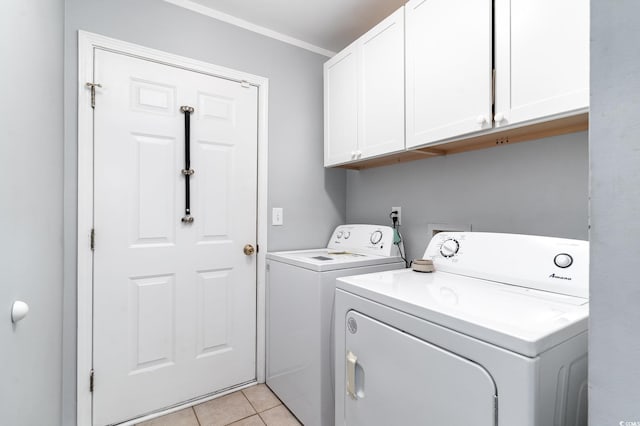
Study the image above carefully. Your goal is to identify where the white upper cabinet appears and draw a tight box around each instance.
[358,8,405,159]
[324,0,589,168]
[494,0,589,127]
[324,7,404,167]
[406,0,493,149]
[324,45,358,166]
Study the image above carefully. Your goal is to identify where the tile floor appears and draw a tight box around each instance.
[136,384,301,426]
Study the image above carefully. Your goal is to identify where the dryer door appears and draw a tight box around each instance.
[343,310,497,426]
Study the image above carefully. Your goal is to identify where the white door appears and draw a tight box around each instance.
[494,0,589,127]
[92,49,258,425]
[358,7,405,159]
[405,0,493,148]
[343,311,497,426]
[324,45,359,166]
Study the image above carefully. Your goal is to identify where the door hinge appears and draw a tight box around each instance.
[494,394,499,425]
[90,228,95,251]
[86,82,102,108]
[240,80,251,88]
[89,369,95,393]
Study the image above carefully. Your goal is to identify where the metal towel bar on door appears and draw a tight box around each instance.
[180,105,195,223]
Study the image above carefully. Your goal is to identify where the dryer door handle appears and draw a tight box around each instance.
[346,351,358,399]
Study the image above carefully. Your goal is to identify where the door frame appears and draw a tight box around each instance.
[76,31,269,426]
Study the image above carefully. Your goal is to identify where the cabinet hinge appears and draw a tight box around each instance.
[90,228,95,251]
[85,82,102,108]
[89,369,95,393]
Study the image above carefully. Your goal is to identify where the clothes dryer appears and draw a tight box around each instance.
[335,232,588,426]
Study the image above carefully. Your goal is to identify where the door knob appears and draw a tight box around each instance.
[243,244,255,256]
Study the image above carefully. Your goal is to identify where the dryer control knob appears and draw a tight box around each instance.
[554,253,573,268]
[370,230,383,245]
[440,239,460,258]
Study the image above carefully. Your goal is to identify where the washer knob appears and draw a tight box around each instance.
[370,230,383,245]
[440,239,460,258]
[336,231,344,238]
[344,231,351,239]
[554,253,573,268]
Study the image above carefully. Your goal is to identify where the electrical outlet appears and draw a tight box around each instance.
[272,207,283,226]
[391,206,402,225]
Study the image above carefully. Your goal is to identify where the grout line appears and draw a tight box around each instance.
[240,387,260,413]
[220,392,259,425]
[192,407,201,426]
[238,390,258,415]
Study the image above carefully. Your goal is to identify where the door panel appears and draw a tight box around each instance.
[406,0,493,148]
[344,310,497,426]
[494,0,589,126]
[93,49,258,425]
[324,47,358,166]
[359,7,405,159]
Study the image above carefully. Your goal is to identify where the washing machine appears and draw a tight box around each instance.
[266,224,406,426]
[334,232,589,426]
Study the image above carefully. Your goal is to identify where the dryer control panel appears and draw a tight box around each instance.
[424,232,589,299]
[328,225,401,257]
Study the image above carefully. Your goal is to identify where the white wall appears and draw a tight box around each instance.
[589,0,640,421]
[347,132,589,261]
[0,1,65,425]
[63,0,345,423]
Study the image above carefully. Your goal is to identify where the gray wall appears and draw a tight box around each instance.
[589,0,640,421]
[347,131,589,261]
[0,1,65,425]
[63,0,345,423]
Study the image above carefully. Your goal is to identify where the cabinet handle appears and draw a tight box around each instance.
[476,115,487,125]
[356,151,362,159]
[494,113,505,123]
[350,151,356,159]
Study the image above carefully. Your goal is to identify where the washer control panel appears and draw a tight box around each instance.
[328,224,400,257]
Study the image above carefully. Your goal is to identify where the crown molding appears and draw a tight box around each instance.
[165,0,336,57]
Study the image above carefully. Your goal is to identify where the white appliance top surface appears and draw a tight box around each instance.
[266,224,404,271]
[267,248,403,272]
[337,268,588,357]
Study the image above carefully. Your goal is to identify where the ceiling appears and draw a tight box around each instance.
[174,0,406,55]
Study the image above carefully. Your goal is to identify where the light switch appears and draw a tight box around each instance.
[272,207,283,226]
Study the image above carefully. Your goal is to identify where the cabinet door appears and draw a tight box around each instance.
[324,45,359,166]
[343,311,497,426]
[358,7,405,160]
[406,0,493,149]
[494,0,589,127]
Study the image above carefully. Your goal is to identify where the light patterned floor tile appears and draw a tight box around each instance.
[242,384,281,412]
[228,414,266,426]
[136,408,199,426]
[259,405,301,426]
[193,391,256,426]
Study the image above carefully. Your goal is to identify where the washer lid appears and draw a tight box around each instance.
[336,269,588,357]
[267,249,403,272]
